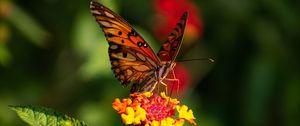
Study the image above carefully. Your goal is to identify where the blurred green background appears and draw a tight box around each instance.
[0,0,299,125]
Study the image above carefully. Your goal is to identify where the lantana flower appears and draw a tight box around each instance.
[112,92,197,126]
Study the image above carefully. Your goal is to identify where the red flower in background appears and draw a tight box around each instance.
[153,0,203,43]
[166,63,191,97]
[153,0,202,96]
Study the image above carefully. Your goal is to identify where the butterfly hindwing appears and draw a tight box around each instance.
[90,1,160,87]
[157,12,188,62]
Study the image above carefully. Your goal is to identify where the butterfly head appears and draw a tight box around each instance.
[157,61,176,80]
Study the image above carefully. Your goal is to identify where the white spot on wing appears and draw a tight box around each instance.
[90,4,94,9]
[110,45,118,49]
[90,1,95,8]
[91,10,101,15]
[99,21,111,27]
[105,11,115,18]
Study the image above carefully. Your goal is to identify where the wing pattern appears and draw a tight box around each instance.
[157,12,188,63]
[90,1,160,87]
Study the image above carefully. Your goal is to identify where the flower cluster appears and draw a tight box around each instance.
[112,92,196,126]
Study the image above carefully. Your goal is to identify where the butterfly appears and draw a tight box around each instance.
[90,1,188,93]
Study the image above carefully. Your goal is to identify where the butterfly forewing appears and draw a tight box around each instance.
[157,12,188,62]
[90,1,160,87]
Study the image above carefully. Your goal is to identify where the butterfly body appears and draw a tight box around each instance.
[134,62,176,92]
[90,1,187,93]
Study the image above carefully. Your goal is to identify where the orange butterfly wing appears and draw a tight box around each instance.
[157,12,188,63]
[90,1,160,88]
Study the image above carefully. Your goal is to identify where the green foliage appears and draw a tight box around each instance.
[9,105,88,126]
[7,3,49,47]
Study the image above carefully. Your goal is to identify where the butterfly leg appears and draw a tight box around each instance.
[172,69,180,97]
[164,78,179,97]
[164,69,180,97]
[159,81,168,95]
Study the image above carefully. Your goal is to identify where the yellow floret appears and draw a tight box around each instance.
[121,106,147,125]
[143,92,153,97]
[161,117,175,126]
[176,105,197,125]
[160,92,180,104]
[132,106,147,125]
[149,120,160,126]
[173,119,185,126]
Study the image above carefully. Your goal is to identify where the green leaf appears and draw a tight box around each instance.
[9,105,88,126]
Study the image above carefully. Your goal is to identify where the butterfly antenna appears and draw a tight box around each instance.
[177,58,215,63]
